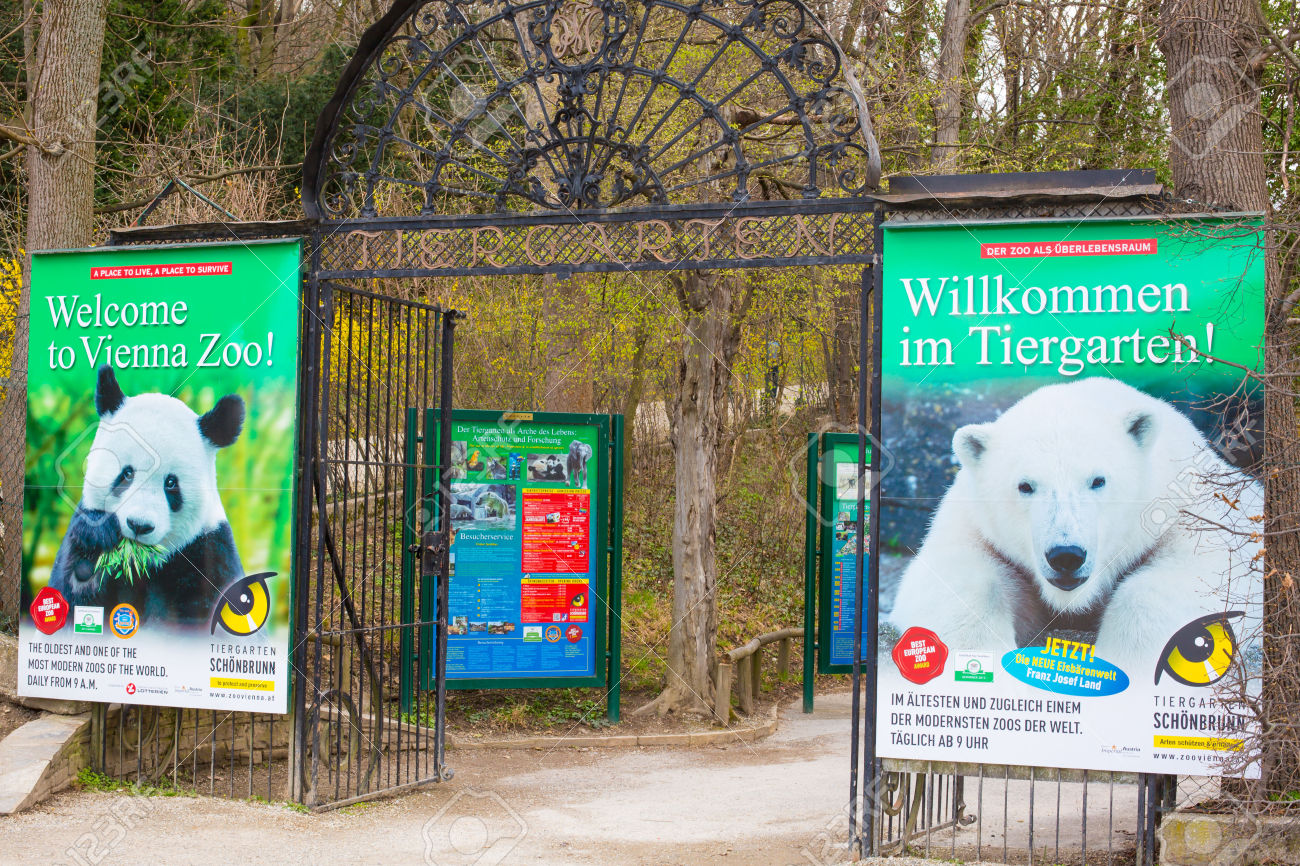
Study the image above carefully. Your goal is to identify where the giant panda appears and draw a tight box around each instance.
[48,365,246,628]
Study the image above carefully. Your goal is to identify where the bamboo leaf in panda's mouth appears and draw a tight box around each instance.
[95,539,168,587]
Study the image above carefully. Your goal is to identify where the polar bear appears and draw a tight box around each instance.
[888,378,1261,674]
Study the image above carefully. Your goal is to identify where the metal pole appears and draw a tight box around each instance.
[287,240,319,803]
[400,408,419,716]
[434,310,458,778]
[863,203,885,854]
[850,253,872,853]
[607,413,624,723]
[803,431,819,714]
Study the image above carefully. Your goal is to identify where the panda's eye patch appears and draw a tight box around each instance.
[164,473,183,513]
[1018,481,1035,495]
[1090,476,1106,490]
[111,467,134,495]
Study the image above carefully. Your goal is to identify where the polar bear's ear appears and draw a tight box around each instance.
[953,424,992,467]
[1125,411,1154,447]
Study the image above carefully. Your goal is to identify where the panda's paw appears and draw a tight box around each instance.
[61,558,110,603]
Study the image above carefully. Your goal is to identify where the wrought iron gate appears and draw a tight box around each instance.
[294,278,458,808]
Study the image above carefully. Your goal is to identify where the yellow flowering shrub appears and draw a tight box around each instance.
[0,254,22,379]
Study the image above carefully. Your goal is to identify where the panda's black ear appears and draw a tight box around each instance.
[95,365,126,416]
[199,395,245,448]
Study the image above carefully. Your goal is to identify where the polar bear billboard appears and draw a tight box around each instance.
[879,217,1264,776]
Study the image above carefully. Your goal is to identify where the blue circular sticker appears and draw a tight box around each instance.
[109,603,139,639]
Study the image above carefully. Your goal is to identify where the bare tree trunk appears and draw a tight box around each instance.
[0,0,108,617]
[271,0,302,72]
[25,0,107,247]
[619,320,652,488]
[639,271,750,716]
[1158,0,1268,208]
[932,0,971,171]
[1159,0,1300,795]
[542,276,595,413]
[827,275,858,425]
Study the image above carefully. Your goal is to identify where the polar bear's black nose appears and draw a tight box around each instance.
[1046,545,1087,577]
[126,518,155,537]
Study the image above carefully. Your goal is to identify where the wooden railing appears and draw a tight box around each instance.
[715,627,803,722]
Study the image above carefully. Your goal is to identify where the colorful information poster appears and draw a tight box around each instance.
[878,217,1265,775]
[441,413,606,685]
[19,240,302,713]
[817,435,872,672]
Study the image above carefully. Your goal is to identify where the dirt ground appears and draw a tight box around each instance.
[0,692,863,866]
[0,696,40,741]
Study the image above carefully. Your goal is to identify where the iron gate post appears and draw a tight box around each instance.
[290,237,325,805]
[864,205,886,856]
[607,413,625,723]
[850,267,869,853]
[432,310,459,778]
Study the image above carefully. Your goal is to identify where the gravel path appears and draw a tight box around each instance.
[0,692,865,865]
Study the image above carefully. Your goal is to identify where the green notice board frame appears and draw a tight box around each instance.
[401,410,624,721]
[802,431,871,710]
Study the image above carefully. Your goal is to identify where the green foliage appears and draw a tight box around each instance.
[95,0,235,202]
[246,793,309,813]
[95,539,168,587]
[74,767,193,797]
[217,44,349,177]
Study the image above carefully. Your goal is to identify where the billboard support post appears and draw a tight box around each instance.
[606,413,625,723]
[803,432,819,714]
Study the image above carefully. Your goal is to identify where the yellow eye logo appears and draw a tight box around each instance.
[210,572,275,637]
[1155,612,1243,686]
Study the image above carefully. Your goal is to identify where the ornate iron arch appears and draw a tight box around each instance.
[302,0,881,219]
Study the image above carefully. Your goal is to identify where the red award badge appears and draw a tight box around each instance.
[891,627,948,684]
[30,587,69,635]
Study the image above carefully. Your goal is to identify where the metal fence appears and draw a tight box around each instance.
[870,763,1166,866]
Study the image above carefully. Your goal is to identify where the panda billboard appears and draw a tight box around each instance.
[18,240,302,714]
[878,216,1264,776]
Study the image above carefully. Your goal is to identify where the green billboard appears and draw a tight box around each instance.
[19,240,302,714]
[877,216,1264,775]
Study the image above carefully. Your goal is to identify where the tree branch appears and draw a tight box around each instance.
[1261,20,1300,74]
[0,122,39,149]
[94,164,301,215]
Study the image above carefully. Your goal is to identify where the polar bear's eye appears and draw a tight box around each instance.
[1090,476,1106,490]
[1017,481,1035,495]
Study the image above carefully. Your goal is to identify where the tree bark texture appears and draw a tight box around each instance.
[656,271,748,715]
[1160,0,1299,794]
[932,0,971,171]
[0,0,109,616]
